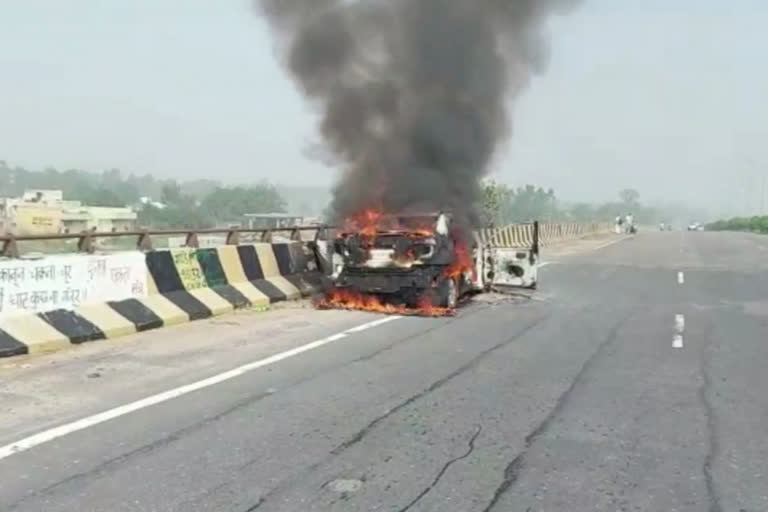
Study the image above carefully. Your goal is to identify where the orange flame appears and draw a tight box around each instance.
[343,209,384,237]
[315,288,455,317]
[324,210,471,317]
[342,209,435,238]
[444,237,474,280]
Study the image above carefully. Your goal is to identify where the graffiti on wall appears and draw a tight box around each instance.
[171,249,206,290]
[0,252,147,318]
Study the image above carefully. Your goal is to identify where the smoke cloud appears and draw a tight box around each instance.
[256,0,579,228]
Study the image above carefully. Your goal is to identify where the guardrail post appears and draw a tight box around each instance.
[137,231,153,251]
[77,232,94,253]
[185,232,199,248]
[260,230,272,243]
[1,236,19,258]
[226,229,240,245]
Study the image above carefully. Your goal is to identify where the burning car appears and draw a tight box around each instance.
[321,212,539,316]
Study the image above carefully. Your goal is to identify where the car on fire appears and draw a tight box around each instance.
[330,212,539,309]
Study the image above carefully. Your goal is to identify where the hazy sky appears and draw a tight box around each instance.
[1,1,766,213]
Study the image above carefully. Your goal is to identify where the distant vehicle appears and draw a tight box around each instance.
[688,222,704,231]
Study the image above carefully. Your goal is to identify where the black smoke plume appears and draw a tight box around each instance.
[256,0,579,228]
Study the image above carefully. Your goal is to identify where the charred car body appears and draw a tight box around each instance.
[331,213,539,308]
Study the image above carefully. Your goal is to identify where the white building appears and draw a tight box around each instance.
[0,190,137,235]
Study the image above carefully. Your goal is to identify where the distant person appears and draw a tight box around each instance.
[625,213,634,234]
[615,216,623,234]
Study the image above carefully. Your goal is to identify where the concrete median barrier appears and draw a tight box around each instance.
[0,242,324,358]
[0,223,609,359]
[477,222,614,248]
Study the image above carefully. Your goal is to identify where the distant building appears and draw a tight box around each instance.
[243,213,305,229]
[0,190,137,235]
[21,189,64,204]
[61,204,137,234]
[0,197,63,235]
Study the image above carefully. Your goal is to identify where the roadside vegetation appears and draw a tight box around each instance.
[481,182,689,228]
[706,216,768,233]
[1,160,286,229]
[2,160,707,231]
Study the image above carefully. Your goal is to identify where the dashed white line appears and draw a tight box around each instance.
[675,314,685,332]
[673,313,685,348]
[0,314,402,461]
[678,271,685,284]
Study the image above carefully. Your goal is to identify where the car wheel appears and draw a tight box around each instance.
[436,277,458,308]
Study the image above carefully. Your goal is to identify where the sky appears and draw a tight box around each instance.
[0,1,766,215]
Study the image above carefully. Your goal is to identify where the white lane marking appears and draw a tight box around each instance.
[675,314,685,333]
[673,335,684,348]
[344,316,397,332]
[590,236,630,252]
[678,271,685,284]
[539,261,552,268]
[0,315,402,461]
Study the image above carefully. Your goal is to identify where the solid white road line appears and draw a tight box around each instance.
[0,315,402,461]
[678,271,685,284]
[673,335,684,348]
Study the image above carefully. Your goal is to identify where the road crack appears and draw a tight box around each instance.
[481,313,630,512]
[248,313,549,510]
[396,424,482,512]
[698,340,723,512]
[330,315,549,456]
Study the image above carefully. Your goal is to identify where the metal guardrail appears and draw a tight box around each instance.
[0,226,333,258]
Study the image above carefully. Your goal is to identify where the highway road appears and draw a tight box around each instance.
[2,230,768,511]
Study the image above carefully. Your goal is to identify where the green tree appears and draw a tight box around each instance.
[568,202,597,222]
[200,184,286,222]
[619,188,640,206]
[481,180,509,227]
[74,186,124,207]
[501,185,558,223]
[160,181,184,206]
[181,179,222,200]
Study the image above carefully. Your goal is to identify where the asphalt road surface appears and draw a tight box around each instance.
[2,230,768,512]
